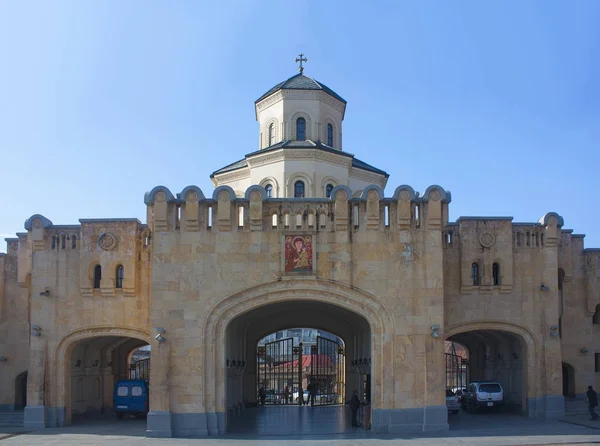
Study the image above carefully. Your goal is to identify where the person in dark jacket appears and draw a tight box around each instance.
[350,390,361,427]
[259,386,266,406]
[587,385,598,420]
[309,380,318,407]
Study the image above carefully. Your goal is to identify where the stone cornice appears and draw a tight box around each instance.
[255,90,346,116]
[212,166,251,184]
[349,167,388,185]
[255,91,284,116]
[247,148,352,170]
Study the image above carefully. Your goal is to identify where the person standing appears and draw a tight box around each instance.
[309,380,318,407]
[284,385,290,404]
[587,385,598,420]
[259,386,267,406]
[350,390,361,427]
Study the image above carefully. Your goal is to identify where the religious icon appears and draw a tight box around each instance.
[285,235,313,273]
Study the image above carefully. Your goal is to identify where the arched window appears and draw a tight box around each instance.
[116,265,124,289]
[294,181,305,198]
[93,265,102,289]
[268,123,275,146]
[492,263,500,286]
[471,263,480,286]
[327,123,333,146]
[325,184,334,198]
[296,117,306,141]
[265,184,273,198]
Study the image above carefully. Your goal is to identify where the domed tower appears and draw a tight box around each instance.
[211,56,388,198]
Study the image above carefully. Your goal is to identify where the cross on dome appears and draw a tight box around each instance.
[295,53,307,74]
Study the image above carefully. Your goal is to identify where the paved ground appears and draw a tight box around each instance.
[2,407,600,445]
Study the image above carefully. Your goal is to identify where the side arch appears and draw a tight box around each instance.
[445,320,537,352]
[52,326,151,418]
[202,279,395,433]
[445,320,539,414]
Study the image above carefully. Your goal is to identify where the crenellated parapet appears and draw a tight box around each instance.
[18,214,149,299]
[446,212,565,296]
[143,183,452,234]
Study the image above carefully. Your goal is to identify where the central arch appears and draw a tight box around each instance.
[202,278,395,435]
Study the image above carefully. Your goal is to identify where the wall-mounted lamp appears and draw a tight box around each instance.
[0,356,7,362]
[540,284,550,291]
[31,325,42,337]
[39,287,50,297]
[155,327,166,344]
[580,348,589,354]
[431,325,441,339]
[550,325,559,337]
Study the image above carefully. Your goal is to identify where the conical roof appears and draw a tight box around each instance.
[255,73,346,104]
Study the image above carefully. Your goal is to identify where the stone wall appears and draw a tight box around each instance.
[0,181,598,437]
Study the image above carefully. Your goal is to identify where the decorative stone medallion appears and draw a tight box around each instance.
[218,191,230,202]
[429,189,441,202]
[336,190,348,201]
[399,190,411,201]
[367,190,379,201]
[99,233,118,251]
[250,190,262,202]
[33,219,43,229]
[479,232,496,248]
[155,191,166,203]
[186,192,198,202]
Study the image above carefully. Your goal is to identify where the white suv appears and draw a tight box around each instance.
[462,381,504,412]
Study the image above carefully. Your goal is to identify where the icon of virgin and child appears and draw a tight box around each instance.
[285,236,313,272]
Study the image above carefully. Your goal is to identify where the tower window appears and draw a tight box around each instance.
[492,262,500,286]
[93,265,102,289]
[296,117,306,141]
[325,184,334,198]
[471,263,480,286]
[294,181,305,198]
[116,265,124,289]
[268,123,275,146]
[265,184,273,198]
[327,123,333,146]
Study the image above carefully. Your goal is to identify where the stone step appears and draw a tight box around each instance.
[0,412,24,427]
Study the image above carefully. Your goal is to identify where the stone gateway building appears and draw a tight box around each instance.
[1,64,599,438]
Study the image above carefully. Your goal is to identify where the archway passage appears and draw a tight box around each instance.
[225,300,371,435]
[65,335,149,426]
[14,371,28,410]
[562,362,575,398]
[446,329,527,415]
[256,328,345,407]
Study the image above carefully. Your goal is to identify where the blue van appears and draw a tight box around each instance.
[113,379,149,419]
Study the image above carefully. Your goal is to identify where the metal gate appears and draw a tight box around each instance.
[308,336,345,406]
[257,338,300,405]
[445,342,469,392]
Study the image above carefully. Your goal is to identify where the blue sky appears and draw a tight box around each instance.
[1,1,599,247]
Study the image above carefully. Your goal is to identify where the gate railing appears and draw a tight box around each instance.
[257,335,345,406]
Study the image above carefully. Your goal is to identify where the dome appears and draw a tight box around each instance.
[255,73,346,104]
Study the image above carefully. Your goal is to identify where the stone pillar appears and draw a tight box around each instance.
[537,213,565,418]
[147,341,172,438]
[101,367,114,412]
[24,338,47,429]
